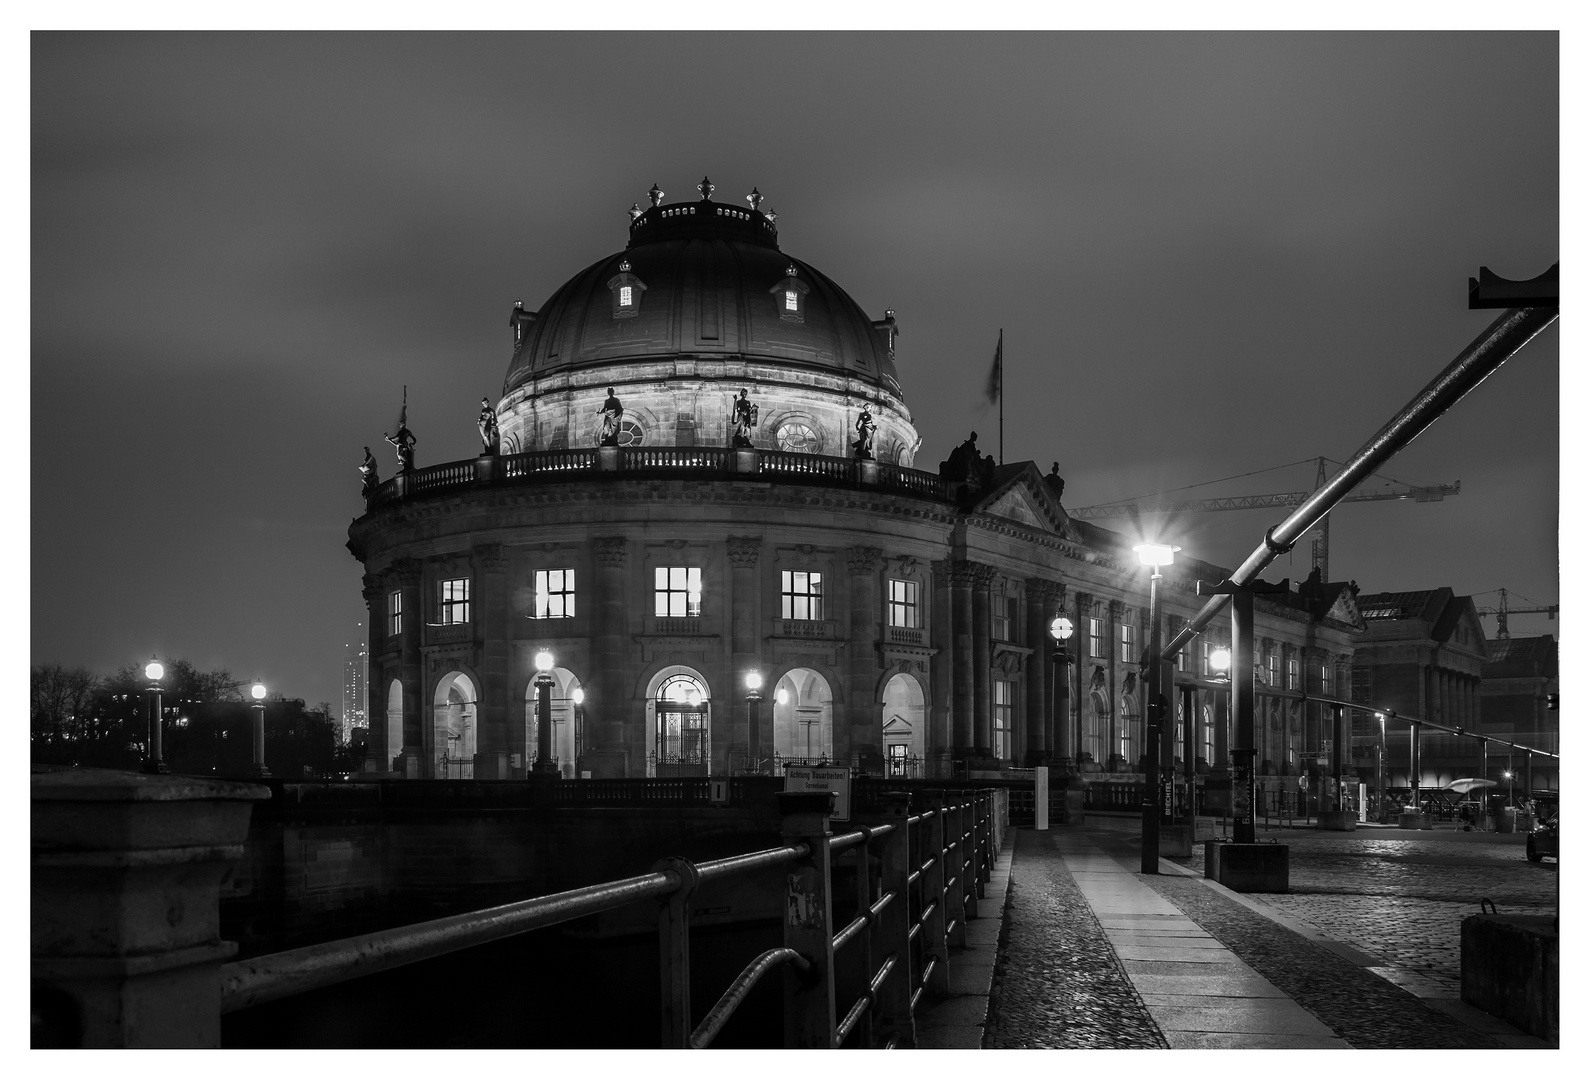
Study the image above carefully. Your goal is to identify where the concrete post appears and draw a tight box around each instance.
[779,790,836,1049]
[31,770,268,1048]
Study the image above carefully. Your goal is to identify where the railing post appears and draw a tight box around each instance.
[653,856,700,1048]
[851,826,875,1048]
[943,796,968,946]
[31,769,268,1047]
[779,790,836,1049]
[875,794,916,1047]
[921,805,950,996]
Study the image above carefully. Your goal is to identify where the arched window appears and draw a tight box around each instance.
[617,417,644,446]
[769,265,809,323]
[776,422,821,454]
[607,259,647,318]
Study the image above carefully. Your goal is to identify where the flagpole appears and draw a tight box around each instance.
[998,328,1004,465]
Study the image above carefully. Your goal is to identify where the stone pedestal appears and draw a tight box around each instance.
[1062,787,1086,825]
[472,749,512,780]
[857,459,879,484]
[394,748,423,778]
[473,454,498,482]
[1318,810,1357,831]
[1158,823,1195,857]
[733,447,759,474]
[597,445,620,472]
[1462,914,1558,1046]
[1398,811,1430,830]
[31,769,269,1047]
[1204,841,1289,893]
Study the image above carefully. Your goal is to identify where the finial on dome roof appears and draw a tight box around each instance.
[746,187,763,211]
[786,264,798,278]
[619,259,631,272]
[765,208,777,224]
[698,176,715,201]
[884,307,896,319]
[648,183,664,207]
[628,202,642,221]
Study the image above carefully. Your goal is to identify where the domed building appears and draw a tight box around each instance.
[348,179,1361,785]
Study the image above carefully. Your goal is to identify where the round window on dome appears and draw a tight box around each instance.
[618,418,645,447]
[776,422,821,455]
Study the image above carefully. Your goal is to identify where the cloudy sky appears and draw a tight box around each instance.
[30,31,1559,710]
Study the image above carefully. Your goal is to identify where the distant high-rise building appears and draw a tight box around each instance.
[342,626,368,742]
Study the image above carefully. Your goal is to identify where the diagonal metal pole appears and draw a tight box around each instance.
[1162,297,1557,663]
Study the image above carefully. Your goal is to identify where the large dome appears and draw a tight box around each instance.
[503,193,903,397]
[496,183,919,466]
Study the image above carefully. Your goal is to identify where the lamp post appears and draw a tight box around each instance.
[249,681,270,777]
[571,687,585,774]
[142,658,168,775]
[1134,542,1179,874]
[1209,647,1231,822]
[744,671,763,774]
[1049,615,1074,771]
[532,649,558,778]
[1376,712,1387,821]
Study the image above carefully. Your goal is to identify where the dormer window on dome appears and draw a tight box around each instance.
[608,259,647,319]
[771,264,809,323]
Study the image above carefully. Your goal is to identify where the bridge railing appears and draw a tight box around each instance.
[30,769,1001,1048]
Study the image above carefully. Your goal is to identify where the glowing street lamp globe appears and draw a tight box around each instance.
[1133,542,1180,568]
[1049,615,1074,643]
[571,687,584,706]
[745,671,763,692]
[145,659,164,682]
[251,682,267,701]
[1210,647,1231,675]
[534,650,554,674]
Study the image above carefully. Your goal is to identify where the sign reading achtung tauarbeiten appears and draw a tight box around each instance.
[783,765,851,821]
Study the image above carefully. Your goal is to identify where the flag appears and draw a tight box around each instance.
[984,332,1002,404]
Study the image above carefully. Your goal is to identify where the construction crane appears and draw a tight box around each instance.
[1474,588,1558,640]
[1068,456,1459,581]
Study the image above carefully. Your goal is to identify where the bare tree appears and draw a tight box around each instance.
[31,664,100,765]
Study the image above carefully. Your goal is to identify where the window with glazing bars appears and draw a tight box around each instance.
[1286,656,1299,690]
[533,569,575,619]
[387,590,402,637]
[993,680,1015,761]
[781,570,823,620]
[655,567,702,617]
[888,579,918,628]
[438,578,470,624]
[1088,617,1105,659]
[1119,622,1136,665]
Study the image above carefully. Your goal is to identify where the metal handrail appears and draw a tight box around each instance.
[690,947,812,1049]
[1303,692,1560,760]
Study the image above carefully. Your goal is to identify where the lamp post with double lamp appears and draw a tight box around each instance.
[249,681,270,777]
[142,658,168,774]
[744,671,763,774]
[532,650,558,778]
[1049,615,1074,771]
[1133,542,1179,874]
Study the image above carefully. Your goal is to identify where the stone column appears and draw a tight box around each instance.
[463,544,506,779]
[1023,578,1055,765]
[31,770,269,1047]
[360,573,387,774]
[728,536,763,770]
[593,537,631,778]
[971,565,997,759]
[394,558,424,779]
[929,561,954,774]
[847,546,883,773]
[949,561,975,757]
[1074,592,1093,763]
[1107,599,1125,769]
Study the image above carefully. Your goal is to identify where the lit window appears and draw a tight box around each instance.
[617,417,644,446]
[993,680,1015,761]
[533,569,575,619]
[781,570,823,621]
[1119,623,1136,665]
[1200,640,1211,675]
[1320,664,1332,694]
[1267,652,1281,687]
[1088,617,1105,659]
[655,567,702,618]
[619,285,633,307]
[438,578,470,624]
[776,422,820,454]
[785,290,798,311]
[1286,656,1299,691]
[388,590,403,637]
[888,579,919,628]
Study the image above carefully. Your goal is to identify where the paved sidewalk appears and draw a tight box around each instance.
[1053,830,1347,1048]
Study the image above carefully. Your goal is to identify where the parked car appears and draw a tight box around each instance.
[1526,817,1558,863]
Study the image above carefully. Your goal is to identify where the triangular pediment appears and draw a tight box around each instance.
[968,461,1075,536]
[1323,587,1365,631]
[983,487,1049,529]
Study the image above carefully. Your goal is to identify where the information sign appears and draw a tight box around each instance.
[783,765,851,821]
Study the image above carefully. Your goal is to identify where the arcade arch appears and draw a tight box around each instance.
[645,667,711,777]
[773,668,834,764]
[524,667,585,779]
[880,672,925,777]
[385,679,403,772]
[433,672,477,779]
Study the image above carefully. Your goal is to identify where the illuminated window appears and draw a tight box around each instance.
[784,290,798,311]
[438,578,470,625]
[1088,617,1105,659]
[1119,623,1136,665]
[387,590,402,636]
[781,570,823,621]
[1267,651,1281,687]
[1286,656,1299,691]
[993,680,1015,761]
[533,569,575,619]
[617,417,644,446]
[655,567,702,618]
[888,579,919,628]
[776,422,820,453]
[1320,664,1332,694]
[619,285,633,307]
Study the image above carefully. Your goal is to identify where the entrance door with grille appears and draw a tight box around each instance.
[656,703,709,776]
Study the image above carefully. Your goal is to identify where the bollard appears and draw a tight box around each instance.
[652,855,700,1049]
[873,794,916,1048]
[31,769,268,1047]
[779,789,837,1048]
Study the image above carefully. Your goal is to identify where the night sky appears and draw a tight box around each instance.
[30,32,1560,713]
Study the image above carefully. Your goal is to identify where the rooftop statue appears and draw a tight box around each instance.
[477,397,500,456]
[359,446,378,499]
[731,389,759,448]
[384,391,417,474]
[853,405,876,460]
[939,431,995,491]
[598,387,625,446]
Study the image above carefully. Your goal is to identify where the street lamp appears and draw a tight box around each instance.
[142,658,168,774]
[532,650,558,778]
[571,687,585,772]
[249,681,270,777]
[1133,542,1179,874]
[745,671,763,774]
[1376,712,1387,821]
[1049,615,1074,770]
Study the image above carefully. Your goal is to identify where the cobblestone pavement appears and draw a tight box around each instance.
[984,829,1166,1048]
[1175,827,1559,994]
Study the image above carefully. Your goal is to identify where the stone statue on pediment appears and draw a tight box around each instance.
[477,397,500,456]
[359,446,378,498]
[599,387,624,446]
